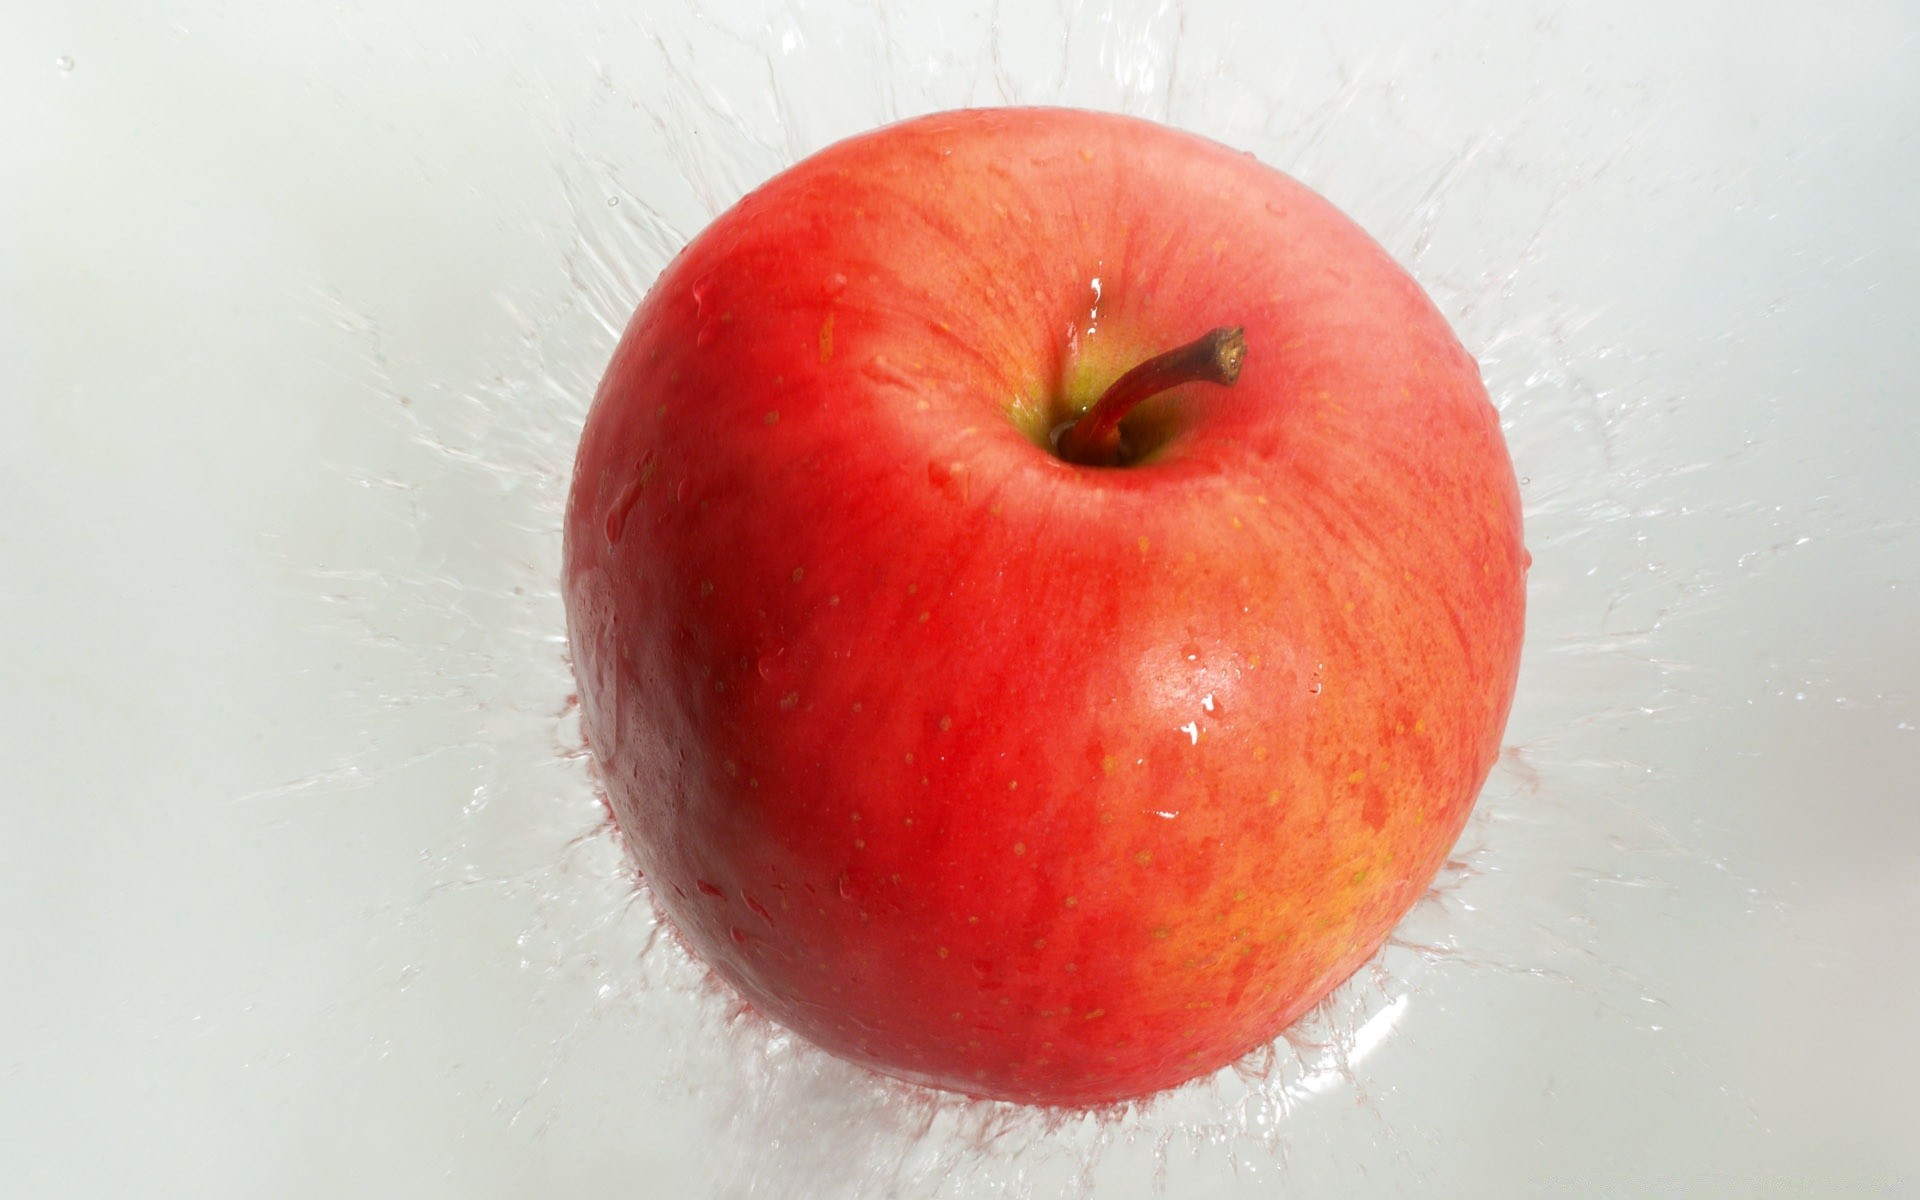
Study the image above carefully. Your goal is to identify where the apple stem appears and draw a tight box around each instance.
[1053,326,1247,466]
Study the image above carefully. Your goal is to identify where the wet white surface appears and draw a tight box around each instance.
[4,2,1917,1197]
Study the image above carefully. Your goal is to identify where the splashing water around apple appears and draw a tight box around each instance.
[287,3,1880,1196]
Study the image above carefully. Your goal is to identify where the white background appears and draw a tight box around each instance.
[4,2,1916,1197]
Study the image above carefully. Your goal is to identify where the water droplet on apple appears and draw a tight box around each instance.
[744,894,772,922]
[757,650,784,682]
[691,272,715,315]
[695,879,724,898]
[604,477,641,545]
[823,272,847,297]
[729,926,748,944]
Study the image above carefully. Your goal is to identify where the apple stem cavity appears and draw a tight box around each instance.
[1053,326,1247,467]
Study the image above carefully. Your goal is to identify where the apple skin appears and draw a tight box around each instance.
[564,108,1525,1107]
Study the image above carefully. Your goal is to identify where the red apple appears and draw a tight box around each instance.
[564,107,1525,1107]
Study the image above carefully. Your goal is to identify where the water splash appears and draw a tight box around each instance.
[267,1,1917,1195]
